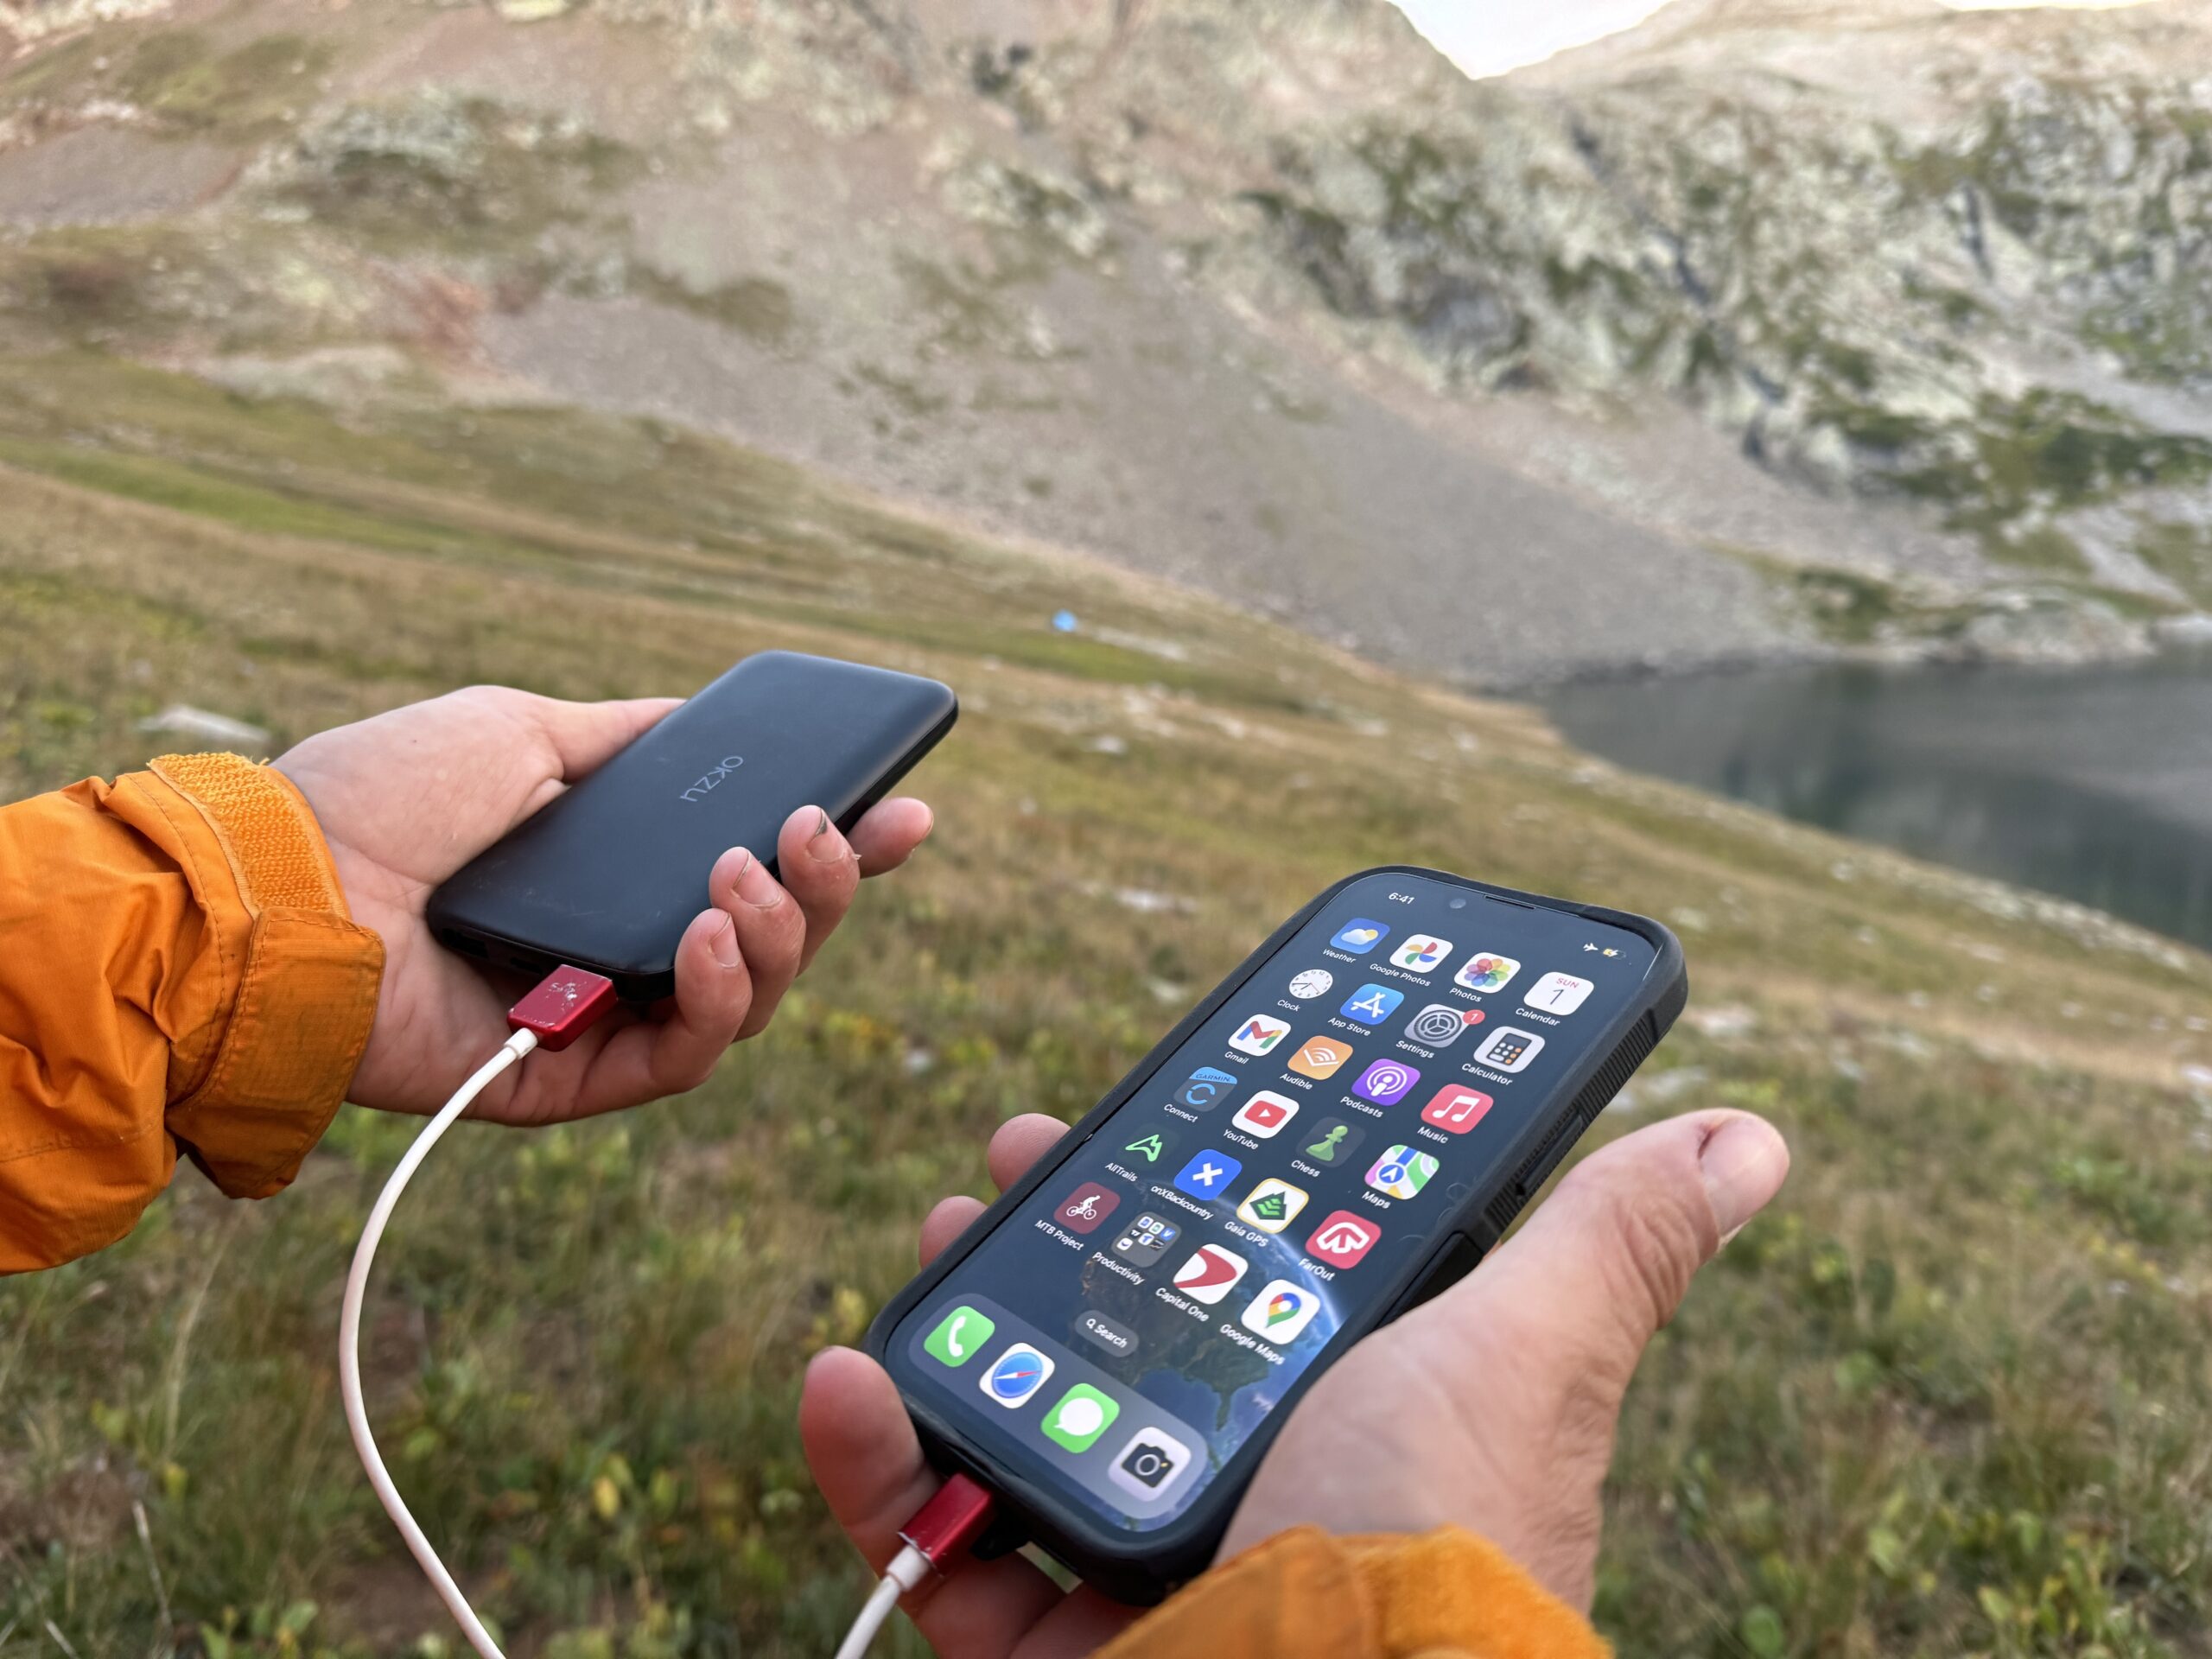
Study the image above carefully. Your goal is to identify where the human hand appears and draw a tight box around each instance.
[799,1109,1789,1653]
[275,685,933,1125]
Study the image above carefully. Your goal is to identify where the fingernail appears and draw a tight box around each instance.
[808,812,849,863]
[812,808,830,838]
[1698,1117,1790,1241]
[736,852,781,909]
[708,912,741,967]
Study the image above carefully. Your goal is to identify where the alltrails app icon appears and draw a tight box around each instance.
[1331,918,1389,955]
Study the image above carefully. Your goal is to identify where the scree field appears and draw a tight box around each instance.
[2,353,2209,1659]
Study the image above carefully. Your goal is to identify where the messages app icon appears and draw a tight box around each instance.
[1331,918,1389,955]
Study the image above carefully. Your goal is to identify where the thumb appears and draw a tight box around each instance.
[1441,1108,1790,1391]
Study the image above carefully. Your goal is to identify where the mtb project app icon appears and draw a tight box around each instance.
[1173,1149,1243,1202]
[1173,1243,1249,1304]
[1338,983,1403,1026]
[1390,934,1452,974]
[1288,1034,1354,1080]
[1054,1182,1120,1234]
[1306,1210,1381,1268]
[1229,1013,1292,1056]
[1173,1065,1237,1111]
[1232,1090,1300,1138]
[1331,918,1389,955]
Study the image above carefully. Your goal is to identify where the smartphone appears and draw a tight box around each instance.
[425,652,957,1001]
[866,866,1687,1604]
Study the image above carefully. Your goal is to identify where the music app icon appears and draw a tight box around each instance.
[1421,1084,1495,1135]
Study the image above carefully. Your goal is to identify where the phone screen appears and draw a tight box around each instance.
[882,871,1660,1537]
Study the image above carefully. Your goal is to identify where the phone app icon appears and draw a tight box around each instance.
[925,1305,995,1367]
[1366,1144,1440,1200]
[1473,1027,1546,1073]
[1455,950,1522,995]
[1390,934,1452,974]
[1338,983,1403,1027]
[1040,1384,1120,1452]
[1236,1177,1311,1234]
[1229,1013,1292,1056]
[1300,1116,1366,1166]
[1173,1149,1243,1202]
[1122,1128,1179,1166]
[1351,1058,1421,1105]
[1288,1034,1354,1080]
[1232,1090,1300,1138]
[1405,1002,1484,1047]
[1421,1084,1495,1135]
[1112,1211,1181,1268]
[1240,1280,1322,1343]
[981,1343,1054,1408]
[1055,1182,1121,1234]
[1527,971,1595,1015]
[1306,1210,1381,1268]
[1173,1243,1249,1304]
[1287,968,1335,1000]
[1173,1065,1237,1110]
[1330,918,1389,955]
[1109,1427,1196,1503]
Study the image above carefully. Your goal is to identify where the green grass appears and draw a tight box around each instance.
[1,353,2209,1659]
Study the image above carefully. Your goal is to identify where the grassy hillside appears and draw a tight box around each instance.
[1,352,2209,1659]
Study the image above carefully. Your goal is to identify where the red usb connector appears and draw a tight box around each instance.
[507,966,618,1051]
[898,1472,998,1567]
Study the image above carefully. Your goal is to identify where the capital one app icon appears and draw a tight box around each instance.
[1228,1013,1292,1057]
[1173,1243,1249,1304]
[1306,1209,1381,1268]
[1232,1090,1300,1138]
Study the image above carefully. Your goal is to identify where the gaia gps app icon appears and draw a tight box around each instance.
[1236,1177,1310,1234]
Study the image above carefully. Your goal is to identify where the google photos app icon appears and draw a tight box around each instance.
[1331,918,1389,955]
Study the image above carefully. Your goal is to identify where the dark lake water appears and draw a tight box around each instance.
[1541,656,2212,954]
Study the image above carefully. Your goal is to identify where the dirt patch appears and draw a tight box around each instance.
[0,126,240,226]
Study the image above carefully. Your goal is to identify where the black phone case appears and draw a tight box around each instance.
[425,652,957,1002]
[863,865,1688,1605]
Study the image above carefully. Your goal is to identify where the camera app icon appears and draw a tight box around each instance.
[1109,1426,1197,1505]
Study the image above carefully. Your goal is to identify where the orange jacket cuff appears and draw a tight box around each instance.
[1095,1526,1609,1659]
[143,753,383,1198]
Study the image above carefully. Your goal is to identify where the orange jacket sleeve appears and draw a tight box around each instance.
[0,753,382,1273]
[1099,1526,1610,1659]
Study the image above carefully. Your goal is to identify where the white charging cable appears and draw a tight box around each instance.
[340,1001,986,1659]
[340,1028,537,1659]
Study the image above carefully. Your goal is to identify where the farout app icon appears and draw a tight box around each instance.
[1306,1210,1381,1268]
[1173,1243,1249,1304]
[1351,1058,1421,1106]
[1330,918,1389,955]
[1229,1013,1292,1056]
[1232,1090,1301,1138]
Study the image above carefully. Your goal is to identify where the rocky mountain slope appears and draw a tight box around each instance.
[1,0,2209,682]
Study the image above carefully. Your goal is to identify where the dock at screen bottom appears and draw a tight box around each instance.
[906,1294,1218,1529]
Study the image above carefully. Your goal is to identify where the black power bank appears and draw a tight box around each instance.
[426,652,957,1001]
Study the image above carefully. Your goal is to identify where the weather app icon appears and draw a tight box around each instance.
[1330,918,1389,955]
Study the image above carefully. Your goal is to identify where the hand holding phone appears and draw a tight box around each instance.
[276,660,946,1124]
[804,1105,1787,1637]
